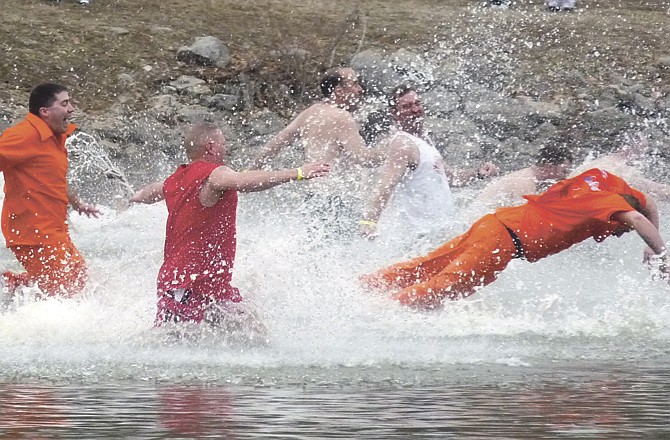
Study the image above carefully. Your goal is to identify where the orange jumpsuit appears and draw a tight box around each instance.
[364,169,648,308]
[0,113,86,297]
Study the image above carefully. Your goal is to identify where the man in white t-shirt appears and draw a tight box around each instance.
[360,85,498,241]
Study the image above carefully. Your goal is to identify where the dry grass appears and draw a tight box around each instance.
[1,0,669,113]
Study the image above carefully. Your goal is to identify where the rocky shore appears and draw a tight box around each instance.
[1,1,669,204]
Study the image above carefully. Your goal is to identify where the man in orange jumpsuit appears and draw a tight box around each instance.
[0,83,100,298]
[362,168,669,309]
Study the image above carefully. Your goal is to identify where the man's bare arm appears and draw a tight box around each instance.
[67,186,101,217]
[200,162,330,207]
[361,139,417,237]
[614,209,665,255]
[251,120,301,169]
[337,115,385,167]
[446,161,500,187]
[130,181,166,204]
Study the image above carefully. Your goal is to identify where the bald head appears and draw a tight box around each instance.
[183,122,222,160]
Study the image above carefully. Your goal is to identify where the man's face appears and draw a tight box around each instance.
[40,91,75,135]
[392,91,425,129]
[335,68,364,110]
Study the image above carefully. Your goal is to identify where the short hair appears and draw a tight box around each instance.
[387,84,415,110]
[536,143,574,166]
[183,122,221,160]
[620,193,643,212]
[320,68,345,98]
[29,83,69,116]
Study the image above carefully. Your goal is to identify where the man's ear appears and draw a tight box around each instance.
[203,141,214,155]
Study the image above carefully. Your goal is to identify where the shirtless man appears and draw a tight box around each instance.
[361,85,499,239]
[251,67,382,169]
[252,67,384,238]
[468,143,574,214]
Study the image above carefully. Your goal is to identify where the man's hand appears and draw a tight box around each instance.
[299,162,331,180]
[73,202,101,218]
[359,221,378,240]
[645,248,669,281]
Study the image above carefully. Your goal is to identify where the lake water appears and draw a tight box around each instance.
[1,184,669,438]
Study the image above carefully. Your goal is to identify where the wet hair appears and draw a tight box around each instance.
[29,83,69,116]
[536,143,574,166]
[320,68,345,98]
[183,122,221,160]
[387,84,415,110]
[620,193,643,212]
[361,110,393,145]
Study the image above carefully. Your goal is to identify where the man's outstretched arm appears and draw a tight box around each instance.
[67,186,101,217]
[199,162,330,207]
[338,115,385,167]
[617,209,666,255]
[360,139,417,238]
[130,181,165,204]
[250,122,300,169]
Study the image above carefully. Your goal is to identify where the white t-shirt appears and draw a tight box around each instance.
[378,131,455,240]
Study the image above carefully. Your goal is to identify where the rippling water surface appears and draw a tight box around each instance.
[1,184,669,437]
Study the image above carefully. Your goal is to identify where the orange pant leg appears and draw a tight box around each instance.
[361,231,472,292]
[5,240,88,298]
[364,215,517,309]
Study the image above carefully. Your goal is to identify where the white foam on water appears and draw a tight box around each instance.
[1,164,669,381]
[1,185,668,380]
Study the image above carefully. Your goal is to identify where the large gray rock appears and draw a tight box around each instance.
[147,94,180,123]
[351,48,434,95]
[388,49,434,87]
[177,36,231,68]
[463,88,539,139]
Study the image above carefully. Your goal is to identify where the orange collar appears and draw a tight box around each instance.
[25,112,77,142]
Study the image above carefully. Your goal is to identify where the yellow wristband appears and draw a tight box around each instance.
[296,167,304,181]
[359,220,377,226]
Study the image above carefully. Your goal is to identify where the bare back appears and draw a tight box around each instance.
[468,167,539,217]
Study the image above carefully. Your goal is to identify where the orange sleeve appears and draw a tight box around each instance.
[601,169,648,209]
[0,125,33,171]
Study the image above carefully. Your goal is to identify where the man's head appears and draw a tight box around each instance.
[29,83,75,135]
[320,67,363,110]
[534,143,574,181]
[388,84,424,135]
[184,122,227,163]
